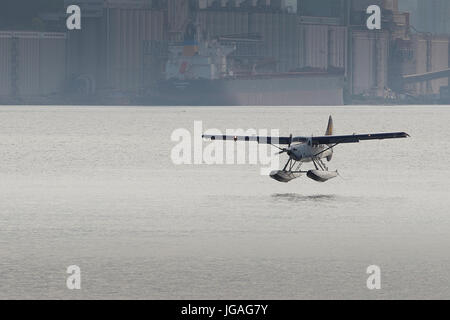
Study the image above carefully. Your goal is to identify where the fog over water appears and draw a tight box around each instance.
[0,105,449,299]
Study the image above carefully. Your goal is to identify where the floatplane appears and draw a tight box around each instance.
[202,116,409,183]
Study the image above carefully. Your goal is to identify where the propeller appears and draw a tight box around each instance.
[275,134,293,155]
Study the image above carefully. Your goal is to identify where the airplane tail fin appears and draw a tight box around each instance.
[325,115,333,136]
[325,116,334,161]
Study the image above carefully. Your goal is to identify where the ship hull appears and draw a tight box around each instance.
[146,74,344,106]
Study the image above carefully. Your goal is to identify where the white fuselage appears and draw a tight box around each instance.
[289,141,333,162]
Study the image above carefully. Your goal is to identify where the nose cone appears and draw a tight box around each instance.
[288,146,302,161]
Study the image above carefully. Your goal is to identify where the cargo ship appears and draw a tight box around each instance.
[146,33,345,106]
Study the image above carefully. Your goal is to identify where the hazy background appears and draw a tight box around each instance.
[1,0,449,106]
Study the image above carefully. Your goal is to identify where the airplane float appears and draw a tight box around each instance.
[202,116,409,183]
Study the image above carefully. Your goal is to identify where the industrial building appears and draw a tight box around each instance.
[0,0,449,104]
[0,31,66,103]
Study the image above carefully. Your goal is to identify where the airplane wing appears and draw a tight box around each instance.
[310,132,410,145]
[202,132,409,145]
[202,134,295,145]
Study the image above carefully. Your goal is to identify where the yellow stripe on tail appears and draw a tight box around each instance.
[325,115,333,136]
[325,116,334,161]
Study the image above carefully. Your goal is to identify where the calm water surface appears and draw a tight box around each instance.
[0,105,449,299]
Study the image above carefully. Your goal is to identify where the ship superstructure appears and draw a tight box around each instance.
[165,37,236,81]
[149,30,345,106]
